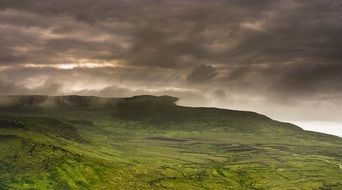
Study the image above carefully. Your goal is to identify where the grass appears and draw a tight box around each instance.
[0,95,341,189]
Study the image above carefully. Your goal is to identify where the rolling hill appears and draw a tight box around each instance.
[0,95,341,189]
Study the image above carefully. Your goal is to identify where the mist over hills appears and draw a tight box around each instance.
[0,95,177,108]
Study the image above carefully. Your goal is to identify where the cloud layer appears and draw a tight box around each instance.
[0,0,342,122]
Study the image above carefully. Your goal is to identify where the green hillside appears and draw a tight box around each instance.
[0,95,341,190]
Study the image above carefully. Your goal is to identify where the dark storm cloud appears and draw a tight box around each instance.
[0,0,275,67]
[0,0,342,122]
[187,64,218,83]
[272,63,342,99]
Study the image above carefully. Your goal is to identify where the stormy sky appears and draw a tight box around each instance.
[0,0,341,135]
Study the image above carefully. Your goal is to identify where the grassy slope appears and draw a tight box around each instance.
[0,95,341,190]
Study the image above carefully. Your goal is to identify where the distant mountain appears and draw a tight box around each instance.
[0,95,341,189]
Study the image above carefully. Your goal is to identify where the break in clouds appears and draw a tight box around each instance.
[0,0,342,123]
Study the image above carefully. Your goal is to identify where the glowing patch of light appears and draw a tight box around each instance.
[21,60,120,70]
[57,64,77,70]
[240,21,264,31]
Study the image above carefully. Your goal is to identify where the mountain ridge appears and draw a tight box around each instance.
[0,95,333,135]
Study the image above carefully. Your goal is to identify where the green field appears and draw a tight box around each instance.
[0,95,341,189]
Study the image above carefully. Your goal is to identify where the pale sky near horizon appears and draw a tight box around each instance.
[0,0,341,136]
[292,121,342,137]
